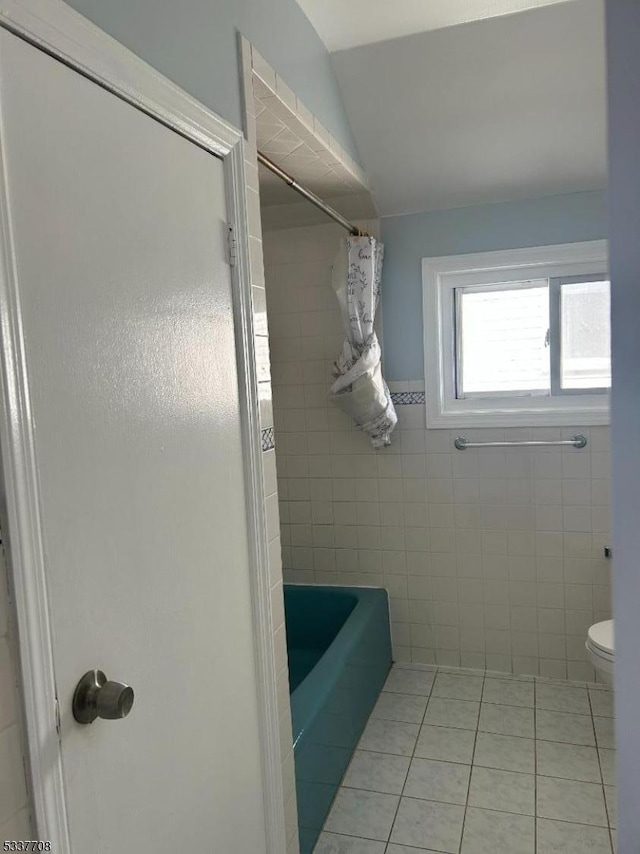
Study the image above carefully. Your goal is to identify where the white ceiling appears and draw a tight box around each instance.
[296,0,578,52]
[331,0,607,217]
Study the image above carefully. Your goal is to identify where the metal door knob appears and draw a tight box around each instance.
[72,669,134,724]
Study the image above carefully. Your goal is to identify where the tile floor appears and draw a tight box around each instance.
[315,663,616,854]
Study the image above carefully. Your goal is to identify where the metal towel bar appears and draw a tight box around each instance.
[454,434,587,450]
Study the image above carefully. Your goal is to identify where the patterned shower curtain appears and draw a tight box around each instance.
[329,236,397,448]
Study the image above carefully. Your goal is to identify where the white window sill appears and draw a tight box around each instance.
[426,398,610,429]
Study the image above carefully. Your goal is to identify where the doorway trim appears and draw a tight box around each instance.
[0,2,286,852]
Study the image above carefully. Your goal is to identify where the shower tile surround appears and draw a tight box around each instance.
[317,662,616,854]
[247,38,375,233]
[261,221,612,682]
[240,36,378,854]
[239,36,299,854]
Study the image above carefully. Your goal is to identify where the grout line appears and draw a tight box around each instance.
[588,686,616,854]
[388,662,437,839]
[341,797,610,827]
[383,841,439,854]
[533,674,537,853]
[328,664,615,854]
[456,669,485,853]
[334,662,442,848]
[358,666,437,852]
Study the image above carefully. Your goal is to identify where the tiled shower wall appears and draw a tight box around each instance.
[263,222,613,682]
[239,36,300,854]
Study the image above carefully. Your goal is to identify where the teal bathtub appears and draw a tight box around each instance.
[284,584,392,854]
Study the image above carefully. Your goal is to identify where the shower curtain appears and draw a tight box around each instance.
[329,235,397,448]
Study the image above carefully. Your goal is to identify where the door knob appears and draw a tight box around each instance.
[72,669,135,724]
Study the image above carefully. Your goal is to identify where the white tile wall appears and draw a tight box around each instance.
[251,44,368,202]
[240,35,299,854]
[263,222,613,683]
[0,541,31,834]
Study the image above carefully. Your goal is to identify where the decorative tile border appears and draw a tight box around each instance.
[261,427,275,451]
[390,391,426,405]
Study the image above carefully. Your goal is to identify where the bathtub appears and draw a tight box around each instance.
[284,584,392,854]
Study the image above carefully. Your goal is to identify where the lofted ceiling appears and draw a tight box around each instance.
[295,0,579,52]
[331,0,607,217]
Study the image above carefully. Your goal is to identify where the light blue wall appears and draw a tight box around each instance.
[64,0,359,162]
[380,190,608,380]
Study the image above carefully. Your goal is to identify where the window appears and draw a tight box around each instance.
[423,241,610,427]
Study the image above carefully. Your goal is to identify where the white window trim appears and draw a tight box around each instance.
[422,240,610,428]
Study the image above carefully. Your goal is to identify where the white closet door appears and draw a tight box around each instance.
[0,27,267,854]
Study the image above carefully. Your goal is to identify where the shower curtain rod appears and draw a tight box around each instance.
[257,150,362,236]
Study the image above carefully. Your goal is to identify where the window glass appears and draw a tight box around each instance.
[458,282,550,396]
[560,279,611,390]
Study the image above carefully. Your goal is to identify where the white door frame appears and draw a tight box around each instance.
[0,1,285,852]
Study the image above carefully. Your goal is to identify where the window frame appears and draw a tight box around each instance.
[422,241,609,428]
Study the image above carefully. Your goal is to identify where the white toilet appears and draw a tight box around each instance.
[586,619,614,685]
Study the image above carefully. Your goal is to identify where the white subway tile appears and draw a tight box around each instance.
[263,450,278,498]
[512,656,538,675]
[404,479,428,503]
[511,632,539,657]
[567,661,596,682]
[313,526,335,548]
[360,550,382,573]
[591,505,611,533]
[268,538,283,586]
[483,555,509,580]
[563,532,593,559]
[539,659,567,680]
[561,452,591,479]
[251,48,277,91]
[593,585,612,612]
[537,584,565,609]
[313,548,336,572]
[429,528,455,554]
[537,633,566,660]
[565,584,593,611]
[563,506,593,533]
[458,579,483,606]
[290,547,313,570]
[485,630,511,656]
[379,503,405,527]
[455,529,481,555]
[429,504,454,529]
[270,581,285,632]
[435,625,460,650]
[411,647,436,665]
[534,478,562,505]
[536,505,564,532]
[263,226,612,680]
